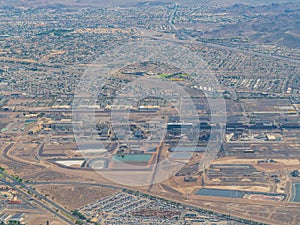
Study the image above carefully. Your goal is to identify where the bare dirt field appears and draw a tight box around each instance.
[36,184,118,210]
[212,157,299,166]
[26,213,66,225]
[202,185,270,192]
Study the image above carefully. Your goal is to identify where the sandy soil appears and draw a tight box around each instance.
[36,184,118,211]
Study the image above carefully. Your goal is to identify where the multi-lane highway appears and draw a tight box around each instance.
[0,171,84,225]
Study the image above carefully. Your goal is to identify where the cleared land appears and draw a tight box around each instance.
[36,184,118,211]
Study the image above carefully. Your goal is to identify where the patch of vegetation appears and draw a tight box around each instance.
[72,210,86,220]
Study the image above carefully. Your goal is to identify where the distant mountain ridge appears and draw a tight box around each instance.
[0,0,297,9]
[208,1,300,49]
[0,0,173,9]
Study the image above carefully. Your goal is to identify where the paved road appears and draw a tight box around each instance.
[0,171,81,225]
[148,142,164,192]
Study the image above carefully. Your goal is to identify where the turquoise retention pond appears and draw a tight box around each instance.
[291,183,300,202]
[196,188,244,198]
[113,154,152,163]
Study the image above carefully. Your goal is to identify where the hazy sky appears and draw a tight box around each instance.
[0,0,298,8]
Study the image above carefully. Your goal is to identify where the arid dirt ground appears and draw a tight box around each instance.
[36,184,118,210]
